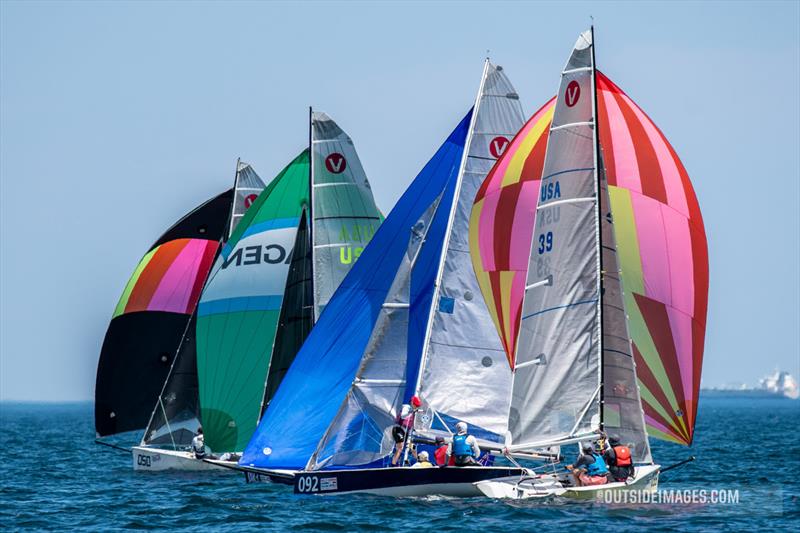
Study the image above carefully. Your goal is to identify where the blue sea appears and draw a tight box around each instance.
[1,397,798,531]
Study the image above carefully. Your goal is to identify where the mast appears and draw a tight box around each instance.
[590,25,605,432]
[411,59,490,401]
[308,106,317,325]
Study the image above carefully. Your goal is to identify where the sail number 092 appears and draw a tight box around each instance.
[538,232,554,254]
[297,475,319,493]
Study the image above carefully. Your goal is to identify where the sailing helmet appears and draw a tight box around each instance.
[435,436,446,445]
[456,421,468,435]
[410,395,422,408]
[582,443,594,453]
[418,451,430,462]
[608,436,621,446]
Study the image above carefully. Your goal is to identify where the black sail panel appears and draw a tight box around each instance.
[94,189,232,437]
[262,211,314,413]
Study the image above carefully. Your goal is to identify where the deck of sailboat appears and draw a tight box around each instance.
[131,446,236,472]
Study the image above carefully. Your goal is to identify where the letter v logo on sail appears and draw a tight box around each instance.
[325,153,347,174]
[565,80,581,108]
[489,136,510,159]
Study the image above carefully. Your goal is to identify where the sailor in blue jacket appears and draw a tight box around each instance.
[446,422,481,466]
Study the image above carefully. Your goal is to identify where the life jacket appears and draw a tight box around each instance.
[614,445,632,466]
[586,453,608,476]
[452,434,474,457]
[434,445,455,466]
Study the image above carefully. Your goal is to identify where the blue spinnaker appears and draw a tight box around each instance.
[240,111,473,469]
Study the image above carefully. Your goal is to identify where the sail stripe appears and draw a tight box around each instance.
[662,205,695,315]
[113,248,157,318]
[608,187,644,294]
[187,240,219,312]
[148,239,208,313]
[624,94,689,217]
[611,89,668,204]
[124,239,188,314]
[600,85,642,193]
[631,194,672,305]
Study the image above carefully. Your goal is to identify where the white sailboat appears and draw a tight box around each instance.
[475,27,659,499]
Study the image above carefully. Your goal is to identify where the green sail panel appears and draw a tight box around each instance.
[311,112,383,320]
[196,150,310,453]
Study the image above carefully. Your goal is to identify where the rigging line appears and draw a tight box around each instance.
[522,298,598,320]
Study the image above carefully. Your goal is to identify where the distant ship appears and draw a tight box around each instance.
[702,371,799,400]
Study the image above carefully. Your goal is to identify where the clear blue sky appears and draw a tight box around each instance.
[1,1,798,401]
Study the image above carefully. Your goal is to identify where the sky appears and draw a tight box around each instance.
[1,1,798,401]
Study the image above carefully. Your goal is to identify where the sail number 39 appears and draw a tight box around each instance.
[538,232,554,254]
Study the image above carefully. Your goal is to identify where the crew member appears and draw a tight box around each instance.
[191,427,206,460]
[567,443,608,486]
[411,451,434,469]
[434,436,455,466]
[447,422,481,466]
[604,436,634,482]
[391,396,422,466]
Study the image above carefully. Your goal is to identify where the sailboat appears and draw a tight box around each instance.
[471,28,708,499]
[238,61,531,495]
[132,112,383,471]
[95,184,238,442]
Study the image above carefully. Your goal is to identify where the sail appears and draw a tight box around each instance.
[262,209,313,410]
[599,150,652,462]
[196,151,309,453]
[597,73,708,445]
[307,197,441,470]
[311,112,383,320]
[95,190,232,437]
[469,98,555,368]
[509,30,602,449]
[239,112,472,470]
[142,313,202,448]
[229,161,267,235]
[412,62,525,442]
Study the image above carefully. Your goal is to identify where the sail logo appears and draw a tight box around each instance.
[565,80,581,107]
[489,136,510,158]
[325,153,347,174]
[222,244,293,268]
[244,194,258,209]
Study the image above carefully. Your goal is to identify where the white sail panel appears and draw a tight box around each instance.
[416,63,525,441]
[229,161,266,236]
[510,31,602,448]
[311,112,383,321]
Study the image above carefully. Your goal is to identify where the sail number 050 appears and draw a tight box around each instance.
[538,232,554,254]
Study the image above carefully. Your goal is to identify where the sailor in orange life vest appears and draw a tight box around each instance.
[391,396,422,466]
[603,436,634,482]
[446,422,481,466]
[566,443,609,486]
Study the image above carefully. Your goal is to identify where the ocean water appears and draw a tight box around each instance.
[1,397,798,531]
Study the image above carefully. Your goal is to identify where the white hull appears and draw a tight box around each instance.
[131,446,234,472]
[475,464,660,500]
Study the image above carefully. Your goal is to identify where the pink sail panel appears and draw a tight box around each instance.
[469,98,555,368]
[469,72,708,445]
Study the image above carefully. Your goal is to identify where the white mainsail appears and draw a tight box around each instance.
[508,29,651,463]
[414,62,525,441]
[310,112,383,321]
[509,30,601,450]
[229,160,267,235]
